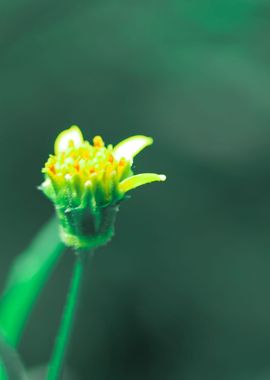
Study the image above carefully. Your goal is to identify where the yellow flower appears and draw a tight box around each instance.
[40,126,166,249]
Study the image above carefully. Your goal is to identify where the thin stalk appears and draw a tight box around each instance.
[46,252,86,380]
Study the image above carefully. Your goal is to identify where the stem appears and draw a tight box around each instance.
[46,252,85,380]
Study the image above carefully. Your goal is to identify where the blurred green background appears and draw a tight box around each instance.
[1,1,270,379]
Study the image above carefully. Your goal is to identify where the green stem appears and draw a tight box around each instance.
[46,252,85,380]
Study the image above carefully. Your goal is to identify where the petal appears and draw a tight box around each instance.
[113,135,153,162]
[54,125,84,155]
[119,173,166,193]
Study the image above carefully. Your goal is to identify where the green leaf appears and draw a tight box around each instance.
[0,361,8,380]
[0,335,27,379]
[113,135,153,162]
[119,173,166,193]
[0,217,65,346]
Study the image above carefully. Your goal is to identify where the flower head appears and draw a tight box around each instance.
[40,126,166,249]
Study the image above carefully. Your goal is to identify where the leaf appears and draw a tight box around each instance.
[0,335,27,379]
[119,173,166,193]
[113,135,153,162]
[0,361,8,380]
[0,217,65,346]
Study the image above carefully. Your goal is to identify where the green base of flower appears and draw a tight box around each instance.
[56,204,119,250]
[59,225,115,249]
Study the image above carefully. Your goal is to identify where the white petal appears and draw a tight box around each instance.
[54,125,84,155]
[119,173,166,193]
[113,135,153,162]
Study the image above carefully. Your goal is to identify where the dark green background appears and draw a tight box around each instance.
[1,1,270,379]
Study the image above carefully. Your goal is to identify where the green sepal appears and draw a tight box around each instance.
[39,179,56,202]
[56,203,120,249]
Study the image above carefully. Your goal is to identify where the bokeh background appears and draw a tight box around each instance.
[1,1,270,379]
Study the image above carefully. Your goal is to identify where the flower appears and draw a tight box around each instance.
[40,126,166,249]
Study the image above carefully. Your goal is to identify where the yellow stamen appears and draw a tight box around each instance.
[93,136,104,148]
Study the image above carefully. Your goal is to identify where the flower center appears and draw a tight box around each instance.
[42,135,132,207]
